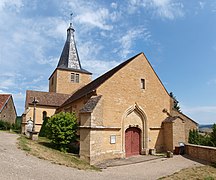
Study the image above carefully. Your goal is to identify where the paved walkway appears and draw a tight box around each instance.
[97,155,162,168]
[0,131,205,180]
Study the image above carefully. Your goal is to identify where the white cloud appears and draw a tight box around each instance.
[0,0,24,12]
[199,1,205,9]
[78,41,104,60]
[118,27,151,58]
[83,59,119,78]
[152,0,184,19]
[75,8,113,30]
[182,105,216,124]
[128,0,184,19]
[64,0,113,31]
[111,2,118,9]
[0,79,15,89]
[184,106,216,113]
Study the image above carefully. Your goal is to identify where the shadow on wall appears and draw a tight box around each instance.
[154,127,165,153]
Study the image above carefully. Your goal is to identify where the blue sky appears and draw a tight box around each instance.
[0,0,215,124]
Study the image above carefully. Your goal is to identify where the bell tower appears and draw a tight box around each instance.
[49,15,92,94]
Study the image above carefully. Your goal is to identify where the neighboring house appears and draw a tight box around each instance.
[22,22,198,165]
[0,94,17,124]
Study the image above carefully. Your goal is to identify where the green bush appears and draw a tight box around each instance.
[11,122,21,133]
[45,112,78,152]
[39,117,49,137]
[0,120,12,130]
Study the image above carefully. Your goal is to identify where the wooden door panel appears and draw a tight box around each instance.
[125,127,140,157]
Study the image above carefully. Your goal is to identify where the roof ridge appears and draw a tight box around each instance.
[26,90,71,95]
[173,109,198,125]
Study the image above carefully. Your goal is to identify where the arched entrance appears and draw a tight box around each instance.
[125,127,141,157]
[122,103,148,156]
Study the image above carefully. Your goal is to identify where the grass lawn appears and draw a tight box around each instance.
[160,165,216,180]
[17,135,99,171]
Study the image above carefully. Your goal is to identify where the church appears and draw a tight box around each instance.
[21,22,198,165]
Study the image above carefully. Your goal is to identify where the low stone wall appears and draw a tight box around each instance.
[185,144,216,163]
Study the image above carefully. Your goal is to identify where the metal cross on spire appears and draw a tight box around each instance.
[70,13,73,28]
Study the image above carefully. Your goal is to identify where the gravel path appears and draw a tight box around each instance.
[0,131,204,180]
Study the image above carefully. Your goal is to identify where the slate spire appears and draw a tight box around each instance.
[57,14,81,70]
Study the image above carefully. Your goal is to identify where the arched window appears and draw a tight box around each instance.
[42,111,47,121]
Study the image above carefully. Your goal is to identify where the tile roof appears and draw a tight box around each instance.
[80,96,102,113]
[60,52,143,108]
[0,94,11,112]
[56,24,91,75]
[163,116,183,123]
[172,109,198,125]
[26,90,71,107]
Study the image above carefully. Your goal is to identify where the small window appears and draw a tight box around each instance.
[141,79,145,89]
[71,73,79,83]
[75,74,79,83]
[42,111,47,121]
[71,73,75,82]
[110,135,116,144]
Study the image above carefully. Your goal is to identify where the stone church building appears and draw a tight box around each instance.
[22,22,198,164]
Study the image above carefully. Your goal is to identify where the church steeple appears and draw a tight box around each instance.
[49,14,92,94]
[57,14,82,70]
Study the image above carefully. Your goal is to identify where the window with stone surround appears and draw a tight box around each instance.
[71,73,79,83]
[75,74,79,83]
[141,78,145,89]
[71,73,75,82]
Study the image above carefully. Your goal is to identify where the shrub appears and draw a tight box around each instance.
[45,112,78,152]
[39,117,49,137]
[210,124,216,147]
[0,120,12,130]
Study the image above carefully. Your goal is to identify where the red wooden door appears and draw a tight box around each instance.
[125,127,141,157]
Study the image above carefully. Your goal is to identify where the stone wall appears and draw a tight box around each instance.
[185,144,216,163]
[173,118,185,148]
[171,110,198,142]
[0,97,16,124]
[97,54,171,153]
[163,122,173,151]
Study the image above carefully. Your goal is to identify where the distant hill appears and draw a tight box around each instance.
[199,124,213,129]
[199,124,213,133]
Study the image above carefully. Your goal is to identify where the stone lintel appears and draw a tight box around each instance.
[149,127,162,130]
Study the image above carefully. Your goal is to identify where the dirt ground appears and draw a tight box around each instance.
[0,131,205,180]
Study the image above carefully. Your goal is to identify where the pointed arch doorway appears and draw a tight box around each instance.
[125,127,141,157]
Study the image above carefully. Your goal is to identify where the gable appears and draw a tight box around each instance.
[59,53,142,108]
[97,52,170,99]
[0,94,11,112]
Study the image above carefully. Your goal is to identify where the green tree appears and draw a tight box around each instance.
[170,92,181,112]
[189,128,213,146]
[210,124,216,147]
[39,117,49,137]
[189,129,200,144]
[46,112,78,152]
